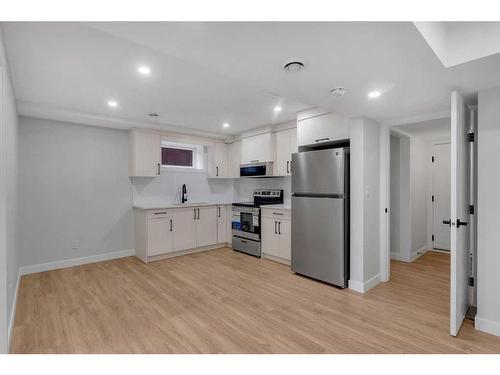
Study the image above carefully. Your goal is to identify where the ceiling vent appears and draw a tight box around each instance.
[282,60,305,73]
[148,113,159,119]
[329,87,347,97]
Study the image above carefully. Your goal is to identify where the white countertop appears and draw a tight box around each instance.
[133,202,233,210]
[261,204,291,210]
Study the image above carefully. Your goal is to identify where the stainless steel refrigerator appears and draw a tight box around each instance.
[291,146,349,288]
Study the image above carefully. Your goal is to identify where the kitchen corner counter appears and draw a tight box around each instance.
[133,202,233,210]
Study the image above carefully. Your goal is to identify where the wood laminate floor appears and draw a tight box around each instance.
[10,248,500,353]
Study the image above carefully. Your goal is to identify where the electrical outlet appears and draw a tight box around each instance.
[71,240,79,250]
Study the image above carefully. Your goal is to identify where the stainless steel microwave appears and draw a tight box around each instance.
[239,161,274,177]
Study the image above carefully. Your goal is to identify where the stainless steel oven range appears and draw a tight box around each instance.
[232,189,283,257]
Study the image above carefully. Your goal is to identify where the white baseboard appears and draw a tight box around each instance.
[7,269,21,352]
[475,316,500,338]
[412,243,431,261]
[390,252,408,262]
[349,274,382,294]
[19,249,135,276]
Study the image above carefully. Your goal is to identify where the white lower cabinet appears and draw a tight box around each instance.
[261,209,291,263]
[147,216,173,256]
[216,205,227,244]
[172,207,197,252]
[196,206,217,247]
[135,204,227,263]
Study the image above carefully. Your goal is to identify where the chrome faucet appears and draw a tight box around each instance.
[181,184,188,203]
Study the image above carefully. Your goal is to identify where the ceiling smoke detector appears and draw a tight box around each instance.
[282,60,305,73]
[329,87,347,97]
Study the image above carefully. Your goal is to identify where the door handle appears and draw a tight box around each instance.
[274,221,277,234]
[170,219,173,232]
[157,163,160,175]
[457,219,468,228]
[286,160,289,174]
[442,219,451,227]
[278,221,281,235]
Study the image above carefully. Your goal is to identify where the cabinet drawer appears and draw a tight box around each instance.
[147,209,172,219]
[261,208,291,220]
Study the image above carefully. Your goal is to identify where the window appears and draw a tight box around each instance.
[162,146,194,167]
[161,141,205,170]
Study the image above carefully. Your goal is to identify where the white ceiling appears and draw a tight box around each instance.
[2,22,500,137]
[392,117,450,142]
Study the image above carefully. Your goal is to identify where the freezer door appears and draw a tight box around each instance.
[291,195,347,287]
[292,148,345,195]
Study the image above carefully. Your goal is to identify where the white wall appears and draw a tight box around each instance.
[410,137,431,257]
[476,87,500,337]
[18,117,134,267]
[389,132,432,262]
[132,170,234,207]
[0,26,19,353]
[349,117,381,292]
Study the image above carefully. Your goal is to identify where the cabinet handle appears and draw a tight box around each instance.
[194,209,197,220]
[197,208,200,220]
[273,212,284,216]
[286,160,289,174]
[218,207,221,218]
[241,240,247,244]
[315,137,330,143]
[274,221,277,234]
[278,221,281,235]
[154,212,168,215]
[250,160,259,163]
[157,163,161,175]
[216,166,219,177]
[170,219,173,232]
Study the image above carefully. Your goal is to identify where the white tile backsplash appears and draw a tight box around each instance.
[132,170,291,206]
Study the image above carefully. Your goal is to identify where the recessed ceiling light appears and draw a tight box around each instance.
[282,60,305,73]
[274,106,282,112]
[330,87,347,97]
[107,100,118,108]
[148,113,159,119]
[137,66,151,75]
[222,123,230,128]
[368,91,382,99]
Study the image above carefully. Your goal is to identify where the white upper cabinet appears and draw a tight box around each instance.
[207,141,228,178]
[240,132,273,164]
[297,112,349,147]
[227,140,242,178]
[129,129,161,177]
[274,127,298,176]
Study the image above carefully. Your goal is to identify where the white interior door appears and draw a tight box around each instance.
[432,143,451,251]
[450,91,469,336]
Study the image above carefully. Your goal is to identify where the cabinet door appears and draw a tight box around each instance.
[172,208,197,251]
[275,130,290,176]
[216,205,227,244]
[129,130,161,177]
[147,217,173,256]
[278,219,291,261]
[208,142,228,178]
[227,140,242,178]
[297,112,349,147]
[241,133,273,164]
[196,206,217,247]
[261,216,280,257]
